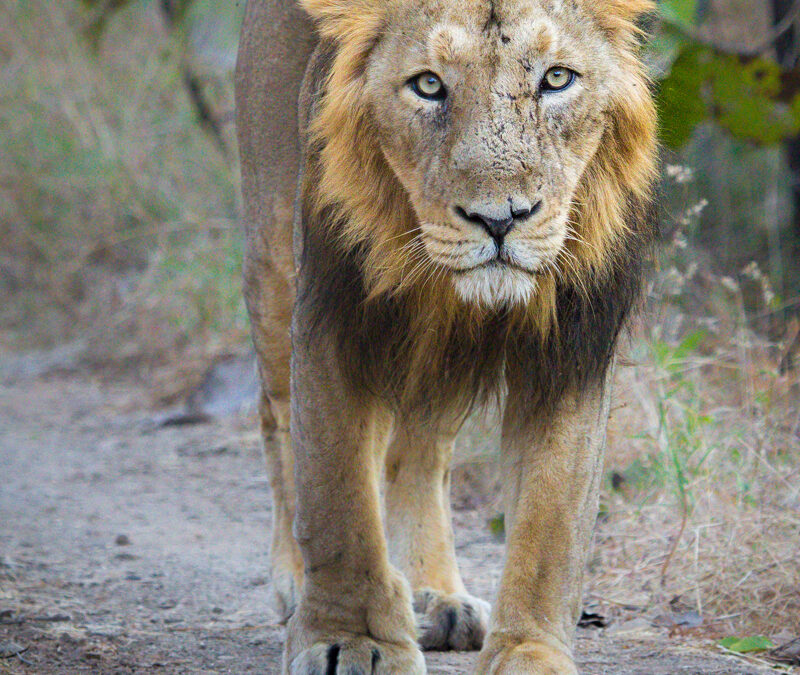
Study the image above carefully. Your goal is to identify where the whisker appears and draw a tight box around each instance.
[564,225,602,255]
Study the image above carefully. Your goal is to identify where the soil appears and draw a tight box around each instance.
[0,371,777,674]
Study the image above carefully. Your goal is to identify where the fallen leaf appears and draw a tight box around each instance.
[719,636,775,654]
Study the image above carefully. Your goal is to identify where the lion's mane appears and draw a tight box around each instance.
[296,0,659,422]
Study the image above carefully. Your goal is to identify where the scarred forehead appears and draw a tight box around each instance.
[389,0,601,67]
[427,16,557,66]
[396,0,574,28]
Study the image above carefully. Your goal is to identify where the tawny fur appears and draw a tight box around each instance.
[236,0,657,672]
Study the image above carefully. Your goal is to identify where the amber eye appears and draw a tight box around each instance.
[541,67,576,92]
[409,72,447,101]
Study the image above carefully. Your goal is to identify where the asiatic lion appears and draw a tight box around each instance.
[235,0,657,671]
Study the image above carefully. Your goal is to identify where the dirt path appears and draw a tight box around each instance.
[0,374,773,674]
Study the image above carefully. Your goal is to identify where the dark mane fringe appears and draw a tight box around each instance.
[504,193,657,426]
[297,193,656,426]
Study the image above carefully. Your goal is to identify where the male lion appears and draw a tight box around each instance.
[235,0,657,671]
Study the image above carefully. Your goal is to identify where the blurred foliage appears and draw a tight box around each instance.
[0,0,244,359]
[652,0,800,327]
[79,0,243,71]
[656,0,800,147]
[659,45,800,147]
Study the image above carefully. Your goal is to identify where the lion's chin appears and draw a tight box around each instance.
[452,263,539,309]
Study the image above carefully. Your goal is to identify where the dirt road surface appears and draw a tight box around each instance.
[0,373,775,674]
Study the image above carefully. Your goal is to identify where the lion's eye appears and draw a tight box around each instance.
[541,67,576,92]
[409,72,447,101]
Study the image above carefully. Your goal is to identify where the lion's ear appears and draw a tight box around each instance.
[604,0,656,20]
[298,0,383,40]
[587,0,655,42]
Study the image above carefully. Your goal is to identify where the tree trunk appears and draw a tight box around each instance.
[771,0,800,242]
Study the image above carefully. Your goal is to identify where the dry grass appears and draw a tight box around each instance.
[598,327,800,639]
[0,0,247,374]
[593,205,800,645]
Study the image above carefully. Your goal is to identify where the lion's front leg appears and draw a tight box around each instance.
[384,419,490,652]
[283,326,424,675]
[477,379,612,675]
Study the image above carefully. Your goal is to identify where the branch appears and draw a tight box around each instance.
[158,0,229,159]
[82,0,130,49]
[661,2,800,60]
[183,72,228,156]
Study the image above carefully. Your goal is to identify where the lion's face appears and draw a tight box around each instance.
[304,0,656,313]
[362,0,627,307]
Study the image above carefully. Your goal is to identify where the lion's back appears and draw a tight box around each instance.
[236,0,318,279]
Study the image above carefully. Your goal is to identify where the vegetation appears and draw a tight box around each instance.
[0,0,246,386]
[593,185,799,647]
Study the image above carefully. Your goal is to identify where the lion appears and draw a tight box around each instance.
[235,0,657,671]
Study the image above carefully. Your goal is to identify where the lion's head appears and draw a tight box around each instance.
[301,0,657,315]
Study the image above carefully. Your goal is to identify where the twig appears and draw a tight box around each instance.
[660,504,688,588]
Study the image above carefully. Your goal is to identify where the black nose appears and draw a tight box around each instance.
[455,202,540,243]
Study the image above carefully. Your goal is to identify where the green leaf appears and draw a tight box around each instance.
[656,45,707,148]
[671,330,707,362]
[656,41,800,147]
[719,636,775,653]
[488,514,505,540]
[660,0,699,27]
[711,56,800,144]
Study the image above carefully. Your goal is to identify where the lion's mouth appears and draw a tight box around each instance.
[451,255,537,277]
[449,254,543,308]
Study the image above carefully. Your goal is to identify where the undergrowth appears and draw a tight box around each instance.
[0,0,247,372]
[592,173,800,644]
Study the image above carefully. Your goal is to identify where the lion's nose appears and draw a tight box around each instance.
[455,199,541,243]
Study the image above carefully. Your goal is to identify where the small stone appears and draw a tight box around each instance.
[211,607,224,615]
[86,623,124,638]
[157,599,177,610]
[114,553,138,562]
[115,534,131,546]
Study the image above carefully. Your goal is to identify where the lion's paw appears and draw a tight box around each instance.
[288,635,426,675]
[413,588,490,651]
[478,637,577,675]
